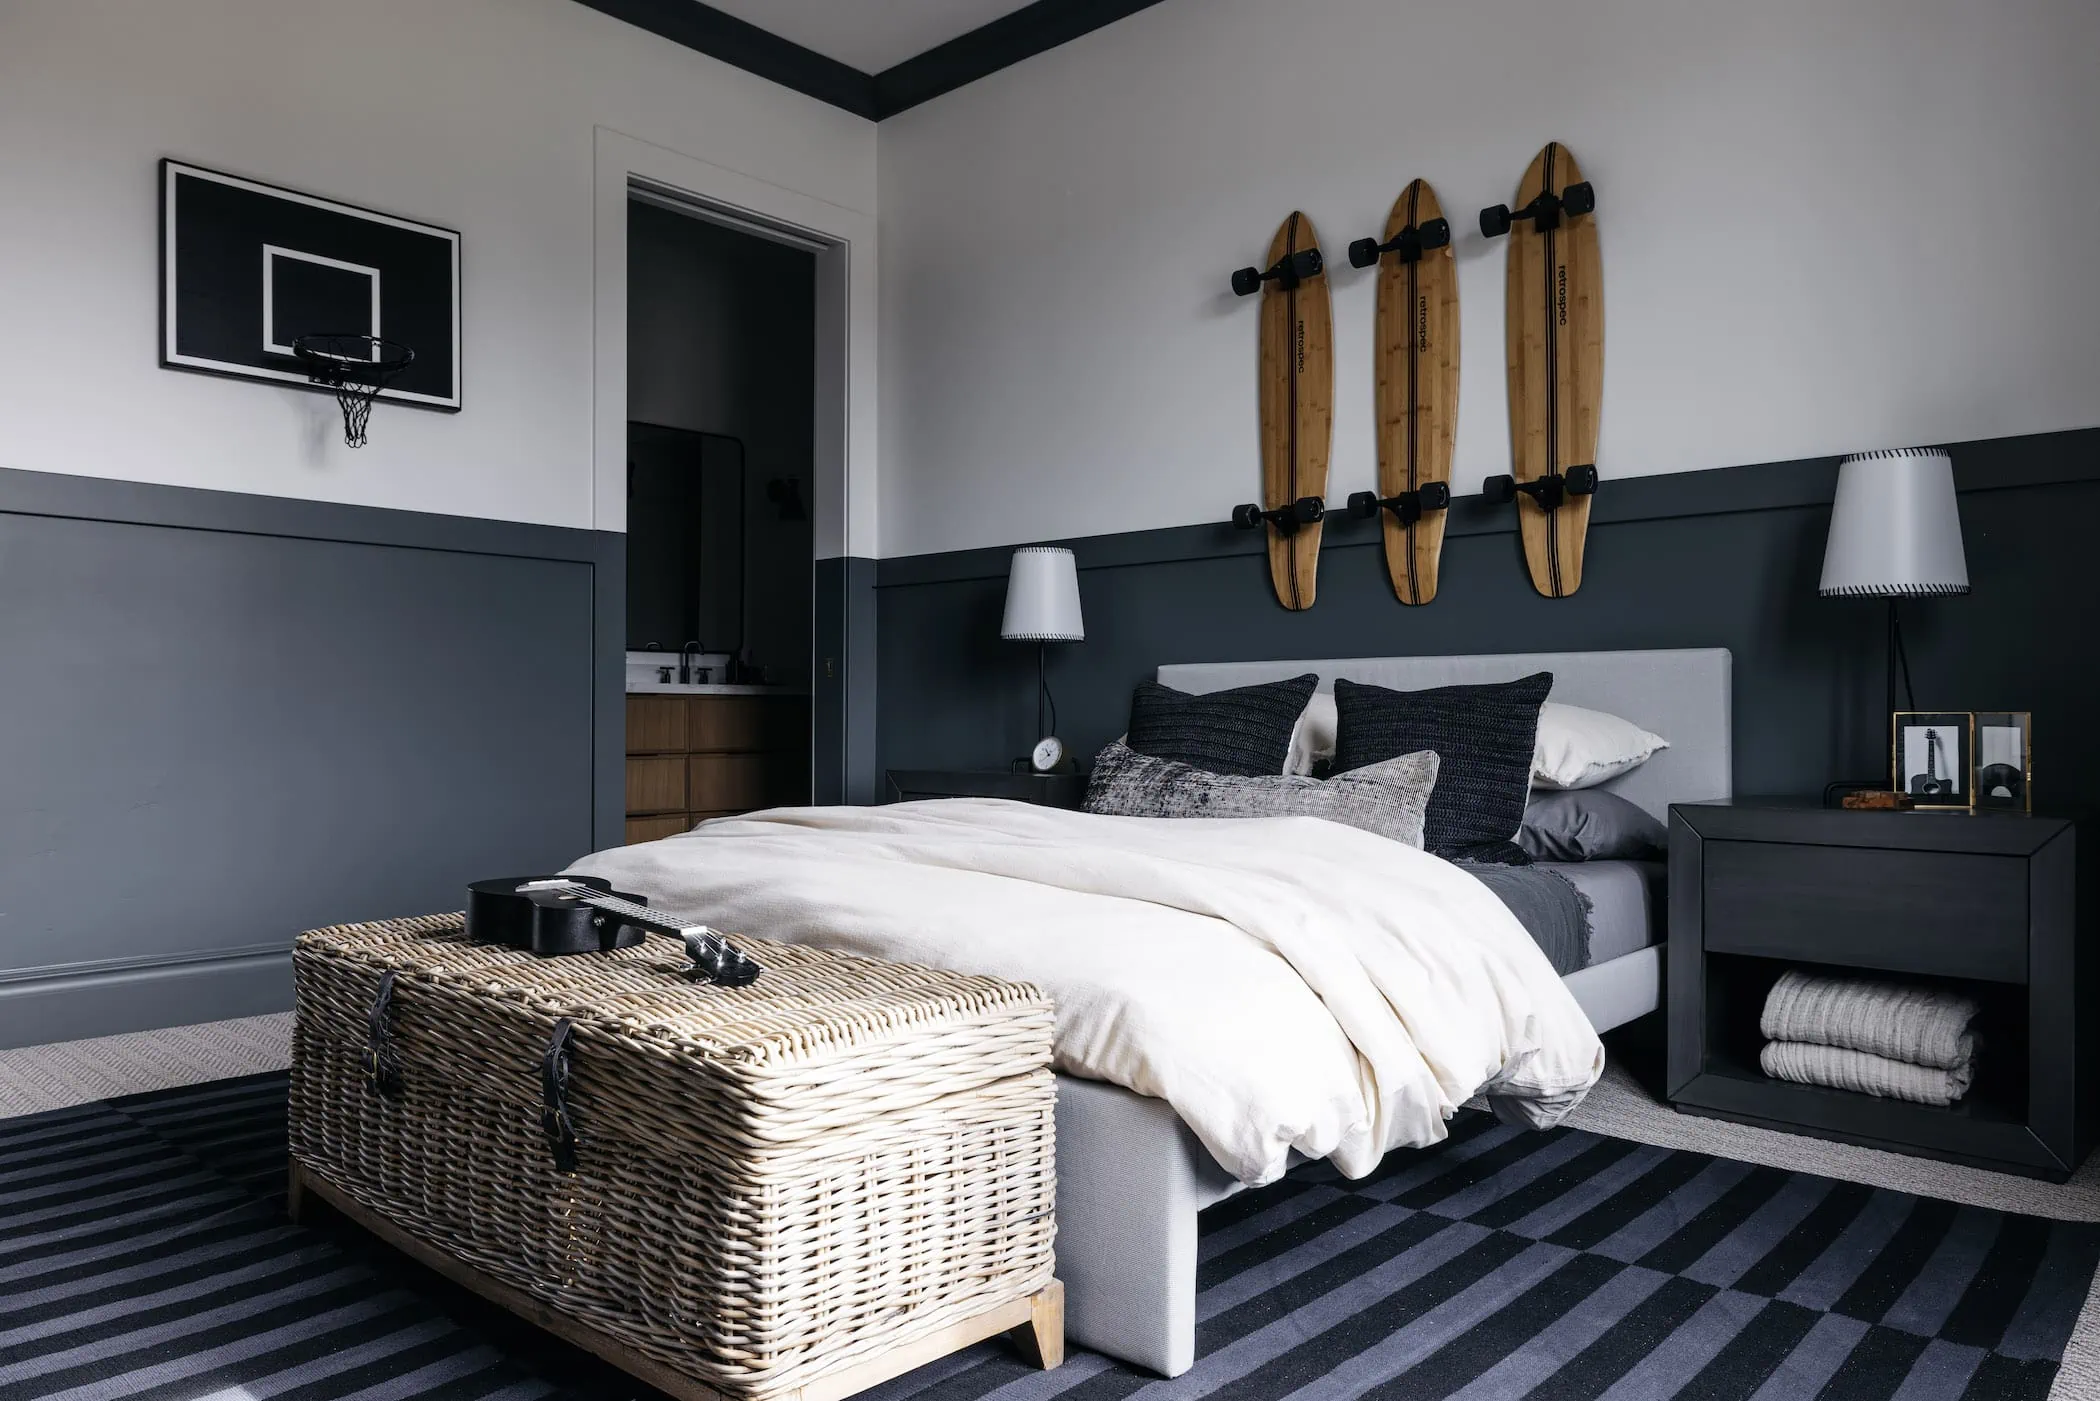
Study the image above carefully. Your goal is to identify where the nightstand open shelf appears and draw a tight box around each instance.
[1668,801,2093,1181]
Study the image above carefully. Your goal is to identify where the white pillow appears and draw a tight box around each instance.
[1532,701,1669,790]
[1284,690,1338,776]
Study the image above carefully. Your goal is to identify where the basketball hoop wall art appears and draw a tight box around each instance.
[159,160,460,442]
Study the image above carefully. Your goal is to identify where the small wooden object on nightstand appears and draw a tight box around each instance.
[885,769,1086,809]
[1668,799,2093,1181]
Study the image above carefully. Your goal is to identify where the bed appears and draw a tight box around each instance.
[1049,648,1730,1374]
[579,646,1738,1377]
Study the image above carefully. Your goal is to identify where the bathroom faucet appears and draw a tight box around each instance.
[679,641,704,685]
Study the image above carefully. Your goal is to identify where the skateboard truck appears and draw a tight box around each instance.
[1230,248,1323,297]
[1346,218,1451,269]
[1348,482,1450,526]
[1231,496,1325,534]
[1483,465,1599,513]
[1478,181,1595,238]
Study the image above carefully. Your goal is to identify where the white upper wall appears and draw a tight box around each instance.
[0,0,876,530]
[875,0,2100,558]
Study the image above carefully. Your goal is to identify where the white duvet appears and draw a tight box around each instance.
[567,799,1603,1186]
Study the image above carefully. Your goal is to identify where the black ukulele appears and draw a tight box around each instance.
[1909,729,1952,798]
[466,876,762,985]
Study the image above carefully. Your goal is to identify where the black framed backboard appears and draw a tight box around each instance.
[160,159,461,409]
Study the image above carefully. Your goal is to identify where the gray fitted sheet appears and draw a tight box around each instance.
[1539,859,1665,966]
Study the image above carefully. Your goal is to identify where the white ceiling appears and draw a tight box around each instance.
[700,0,1039,73]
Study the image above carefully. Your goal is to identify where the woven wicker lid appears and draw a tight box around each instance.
[296,914,1049,1070]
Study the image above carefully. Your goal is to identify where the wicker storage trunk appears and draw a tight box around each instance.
[289,913,1059,1401]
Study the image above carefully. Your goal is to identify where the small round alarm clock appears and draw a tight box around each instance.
[1030,735,1066,774]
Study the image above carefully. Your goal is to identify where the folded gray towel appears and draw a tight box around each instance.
[1760,1040,1973,1106]
[1759,968,1977,1070]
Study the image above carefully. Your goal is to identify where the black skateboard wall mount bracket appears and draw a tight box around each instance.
[1346,217,1451,269]
[1347,482,1450,526]
[1483,465,1599,513]
[1478,180,1595,238]
[1230,248,1323,297]
[1231,497,1325,534]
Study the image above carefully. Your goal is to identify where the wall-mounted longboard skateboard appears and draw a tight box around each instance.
[1346,181,1458,605]
[1481,143,1602,598]
[1228,213,1333,611]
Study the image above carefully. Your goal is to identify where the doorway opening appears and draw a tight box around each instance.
[620,193,815,843]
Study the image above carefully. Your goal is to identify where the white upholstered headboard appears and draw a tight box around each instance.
[1156,648,1732,821]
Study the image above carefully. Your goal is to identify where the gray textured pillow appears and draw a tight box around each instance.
[1518,789,1666,862]
[1085,740,1438,848]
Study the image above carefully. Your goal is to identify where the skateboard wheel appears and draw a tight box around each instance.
[1566,464,1599,495]
[1230,267,1261,297]
[1478,204,1511,238]
[1291,496,1325,524]
[1230,502,1264,529]
[1562,181,1595,217]
[1346,491,1379,518]
[1418,217,1451,251]
[1419,481,1452,510]
[1287,248,1323,281]
[1347,238,1380,270]
[1482,474,1516,505]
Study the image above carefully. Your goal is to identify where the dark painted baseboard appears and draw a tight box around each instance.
[875,426,2100,810]
[0,468,625,1048]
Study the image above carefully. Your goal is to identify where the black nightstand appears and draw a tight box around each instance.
[1668,800,2093,1180]
[884,769,1087,809]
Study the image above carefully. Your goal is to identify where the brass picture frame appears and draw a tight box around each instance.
[1893,711,1973,810]
[1974,711,2033,812]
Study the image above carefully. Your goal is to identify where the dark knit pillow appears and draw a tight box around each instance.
[1332,672,1553,858]
[1126,674,1318,777]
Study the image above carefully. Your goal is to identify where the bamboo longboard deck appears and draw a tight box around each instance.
[1374,181,1460,605]
[1257,212,1334,610]
[1505,143,1602,597]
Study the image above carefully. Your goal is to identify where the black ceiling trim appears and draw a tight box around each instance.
[570,0,1173,122]
[573,0,878,119]
[874,0,1172,118]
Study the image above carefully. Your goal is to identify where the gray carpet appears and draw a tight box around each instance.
[3,1072,2097,1401]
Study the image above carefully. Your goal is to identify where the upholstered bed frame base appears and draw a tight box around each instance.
[1053,650,1731,1376]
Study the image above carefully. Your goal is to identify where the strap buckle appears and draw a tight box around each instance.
[540,1019,579,1173]
[363,970,403,1100]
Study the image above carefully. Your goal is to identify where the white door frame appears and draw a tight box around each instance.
[594,125,879,804]
[592,125,875,559]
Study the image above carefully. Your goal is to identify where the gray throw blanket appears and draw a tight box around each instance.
[1760,1041,1974,1105]
[1760,969,1977,1069]
[1458,862,1592,976]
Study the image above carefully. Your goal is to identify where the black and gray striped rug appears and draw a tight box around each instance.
[3,1074,2095,1401]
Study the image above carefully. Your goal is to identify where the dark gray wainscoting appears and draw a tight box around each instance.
[0,470,624,1048]
[876,428,2100,805]
[814,554,881,804]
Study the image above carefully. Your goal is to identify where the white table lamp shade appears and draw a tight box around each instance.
[1001,547,1085,641]
[1819,449,1969,597]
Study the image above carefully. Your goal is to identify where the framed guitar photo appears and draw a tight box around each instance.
[1974,711,2033,812]
[1894,711,1973,810]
